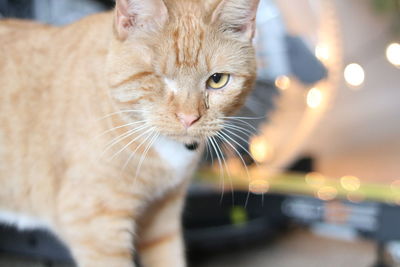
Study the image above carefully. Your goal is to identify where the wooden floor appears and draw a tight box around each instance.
[0,230,376,267]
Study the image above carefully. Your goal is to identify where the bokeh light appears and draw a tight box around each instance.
[315,44,330,61]
[306,88,323,109]
[390,180,400,192]
[340,175,361,191]
[386,43,400,67]
[347,192,365,203]
[250,136,273,163]
[305,172,326,187]
[344,63,365,88]
[249,179,270,194]
[275,75,291,90]
[317,186,338,201]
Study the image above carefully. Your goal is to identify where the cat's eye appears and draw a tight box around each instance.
[206,73,230,89]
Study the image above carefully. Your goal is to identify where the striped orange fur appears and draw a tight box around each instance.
[0,0,260,266]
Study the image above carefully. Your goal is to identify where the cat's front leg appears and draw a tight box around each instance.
[57,200,136,267]
[137,185,187,267]
[59,215,136,267]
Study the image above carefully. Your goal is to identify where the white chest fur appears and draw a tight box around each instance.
[153,136,199,183]
[0,210,47,230]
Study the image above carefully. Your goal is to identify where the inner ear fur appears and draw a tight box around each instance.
[114,0,169,40]
[211,0,260,41]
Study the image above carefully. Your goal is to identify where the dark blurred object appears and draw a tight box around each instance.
[371,0,400,34]
[0,0,34,19]
[288,156,314,173]
[286,36,328,85]
[0,226,72,263]
[184,191,288,260]
[96,0,114,9]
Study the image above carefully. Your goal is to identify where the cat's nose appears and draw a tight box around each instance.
[177,113,200,128]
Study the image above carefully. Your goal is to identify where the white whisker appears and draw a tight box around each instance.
[223,123,256,136]
[100,124,150,158]
[97,109,143,121]
[95,120,147,139]
[213,136,235,205]
[109,127,154,160]
[206,138,214,166]
[209,136,225,203]
[216,132,252,207]
[121,129,156,172]
[222,118,258,132]
[221,116,265,120]
[220,129,259,167]
[134,132,160,178]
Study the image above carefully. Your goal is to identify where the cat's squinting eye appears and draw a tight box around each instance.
[206,73,230,90]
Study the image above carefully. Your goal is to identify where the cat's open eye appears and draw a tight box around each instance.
[206,73,230,90]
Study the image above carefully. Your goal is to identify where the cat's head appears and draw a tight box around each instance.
[107,0,260,146]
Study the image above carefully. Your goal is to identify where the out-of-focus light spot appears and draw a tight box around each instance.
[315,44,330,61]
[394,196,400,206]
[275,75,291,90]
[250,136,273,163]
[249,179,269,194]
[306,88,323,109]
[317,186,337,201]
[305,172,325,187]
[390,180,400,192]
[227,158,245,178]
[386,43,400,67]
[344,63,365,88]
[340,175,360,191]
[347,193,364,203]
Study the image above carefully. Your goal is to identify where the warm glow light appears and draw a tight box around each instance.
[315,44,330,61]
[305,172,325,187]
[250,136,273,163]
[306,88,323,109]
[340,175,360,191]
[390,180,400,191]
[249,179,269,194]
[347,193,364,203]
[317,186,337,201]
[275,75,291,90]
[344,63,365,88]
[386,43,400,67]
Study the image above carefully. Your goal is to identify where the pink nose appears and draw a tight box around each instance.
[177,113,200,128]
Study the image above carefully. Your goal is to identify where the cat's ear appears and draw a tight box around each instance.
[211,0,260,42]
[114,0,169,40]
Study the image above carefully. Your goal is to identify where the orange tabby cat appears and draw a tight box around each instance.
[0,0,259,266]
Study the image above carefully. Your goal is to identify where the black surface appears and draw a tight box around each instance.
[0,0,33,19]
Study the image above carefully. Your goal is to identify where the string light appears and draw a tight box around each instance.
[315,44,330,61]
[344,63,365,88]
[316,186,337,201]
[250,136,273,163]
[275,75,291,90]
[249,179,269,194]
[340,175,361,191]
[386,43,400,67]
[306,88,323,109]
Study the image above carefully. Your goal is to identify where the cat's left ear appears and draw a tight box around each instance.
[211,0,260,42]
[114,0,169,40]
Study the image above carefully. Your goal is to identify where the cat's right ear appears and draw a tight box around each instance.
[114,0,169,40]
[211,0,260,42]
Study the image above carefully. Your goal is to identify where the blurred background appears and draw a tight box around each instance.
[1,0,400,266]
